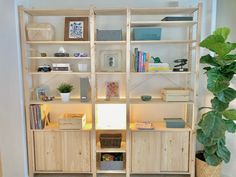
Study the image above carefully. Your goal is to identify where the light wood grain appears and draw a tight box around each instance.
[34,131,62,171]
[62,131,91,172]
[131,132,161,173]
[131,21,197,27]
[161,132,189,172]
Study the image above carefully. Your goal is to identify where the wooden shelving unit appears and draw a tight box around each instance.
[19,4,202,177]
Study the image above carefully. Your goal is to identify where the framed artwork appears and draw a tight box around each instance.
[106,81,119,100]
[64,17,88,41]
[35,87,49,100]
[99,50,122,72]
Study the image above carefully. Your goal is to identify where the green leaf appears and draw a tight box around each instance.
[213,27,230,41]
[224,119,236,133]
[200,54,220,67]
[200,35,236,57]
[198,111,226,139]
[221,55,236,65]
[211,97,229,112]
[205,144,217,154]
[216,87,236,103]
[223,61,236,74]
[217,142,231,163]
[223,109,236,120]
[207,68,230,93]
[204,152,222,166]
[197,129,217,146]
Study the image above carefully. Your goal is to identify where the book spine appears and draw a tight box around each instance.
[134,48,138,72]
[146,53,150,72]
[138,51,142,72]
[143,52,146,72]
[30,105,34,129]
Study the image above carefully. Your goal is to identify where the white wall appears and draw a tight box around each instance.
[216,1,236,177]
[0,0,28,176]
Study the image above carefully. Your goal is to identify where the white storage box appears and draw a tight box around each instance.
[26,23,55,41]
[59,113,86,130]
[161,88,190,102]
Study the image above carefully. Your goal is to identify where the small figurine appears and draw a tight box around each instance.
[41,95,54,102]
[173,59,188,72]
[74,52,88,57]
[152,56,162,63]
[40,52,47,57]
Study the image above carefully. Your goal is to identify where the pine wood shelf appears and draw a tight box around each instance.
[30,98,92,105]
[130,98,194,104]
[26,41,90,44]
[96,169,126,174]
[29,72,91,75]
[131,21,197,27]
[96,142,126,153]
[29,57,91,60]
[131,40,197,44]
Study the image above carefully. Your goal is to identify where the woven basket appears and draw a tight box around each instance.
[196,158,221,177]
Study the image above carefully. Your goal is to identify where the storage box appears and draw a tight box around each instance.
[161,88,190,102]
[100,161,124,170]
[58,113,86,130]
[26,23,55,41]
[164,118,185,128]
[100,134,122,148]
[97,29,122,41]
[133,28,161,40]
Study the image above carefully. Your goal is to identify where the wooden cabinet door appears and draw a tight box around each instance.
[34,131,62,171]
[62,131,91,172]
[131,131,161,173]
[161,131,189,172]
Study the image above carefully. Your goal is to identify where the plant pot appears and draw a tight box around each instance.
[196,153,221,177]
[60,92,70,102]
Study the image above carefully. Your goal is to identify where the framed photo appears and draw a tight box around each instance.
[106,81,119,100]
[99,50,122,72]
[35,87,49,100]
[64,17,88,41]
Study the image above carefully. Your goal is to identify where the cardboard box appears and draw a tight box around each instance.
[133,27,162,40]
[161,88,190,102]
[59,113,86,130]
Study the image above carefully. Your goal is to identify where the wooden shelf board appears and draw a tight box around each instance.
[96,142,126,153]
[131,40,197,44]
[24,8,90,16]
[130,98,193,104]
[29,57,90,60]
[131,21,197,27]
[94,8,127,15]
[96,98,127,104]
[130,71,191,75]
[30,98,91,104]
[97,169,126,174]
[130,121,191,132]
[32,123,92,131]
[95,41,126,44]
[130,7,198,15]
[29,72,91,75]
[96,72,126,75]
[26,41,90,44]
[34,171,92,174]
[130,171,191,175]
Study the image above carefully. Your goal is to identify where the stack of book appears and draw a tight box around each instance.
[133,48,151,72]
[133,48,171,72]
[30,105,47,129]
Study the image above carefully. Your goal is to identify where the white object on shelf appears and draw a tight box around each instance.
[26,23,55,41]
[78,63,88,72]
[59,113,86,130]
[52,63,71,72]
[60,92,70,102]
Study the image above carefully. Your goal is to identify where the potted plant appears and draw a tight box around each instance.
[57,83,73,102]
[196,27,236,177]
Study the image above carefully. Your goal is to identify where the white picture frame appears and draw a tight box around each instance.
[99,50,122,72]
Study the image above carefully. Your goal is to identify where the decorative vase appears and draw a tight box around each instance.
[196,158,221,177]
[60,92,70,102]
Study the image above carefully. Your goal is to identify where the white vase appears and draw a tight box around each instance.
[60,92,70,102]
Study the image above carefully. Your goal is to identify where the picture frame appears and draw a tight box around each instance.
[106,81,119,100]
[64,17,88,41]
[99,50,122,72]
[35,87,49,100]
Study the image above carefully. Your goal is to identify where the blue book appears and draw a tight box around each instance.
[143,52,146,72]
[134,48,139,72]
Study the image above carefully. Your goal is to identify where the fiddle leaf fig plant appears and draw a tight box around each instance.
[197,27,236,166]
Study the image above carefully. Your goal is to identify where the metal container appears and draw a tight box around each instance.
[133,27,162,40]
[97,29,122,41]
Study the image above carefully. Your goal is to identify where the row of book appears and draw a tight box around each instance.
[134,48,151,72]
[30,105,47,129]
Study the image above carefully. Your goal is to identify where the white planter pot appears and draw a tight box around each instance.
[60,92,70,102]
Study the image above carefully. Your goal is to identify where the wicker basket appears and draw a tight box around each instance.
[100,134,121,148]
[196,158,221,177]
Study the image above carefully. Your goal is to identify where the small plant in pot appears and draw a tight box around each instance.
[196,27,236,177]
[57,83,74,102]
